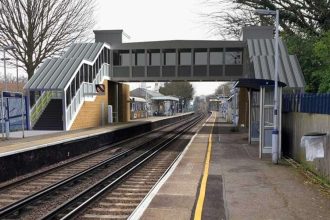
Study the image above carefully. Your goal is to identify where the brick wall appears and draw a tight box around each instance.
[70,80,109,130]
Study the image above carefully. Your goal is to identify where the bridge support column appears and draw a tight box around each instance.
[108,81,130,123]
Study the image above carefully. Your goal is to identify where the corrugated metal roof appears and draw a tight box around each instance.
[24,43,109,90]
[247,39,305,88]
[145,89,163,97]
[130,96,146,102]
[130,88,164,98]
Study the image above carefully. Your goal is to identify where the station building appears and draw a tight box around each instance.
[24,25,305,152]
[130,88,179,117]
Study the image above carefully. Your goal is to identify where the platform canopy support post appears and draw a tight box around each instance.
[115,83,119,123]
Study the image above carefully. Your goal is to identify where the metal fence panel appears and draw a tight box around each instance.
[283,93,330,115]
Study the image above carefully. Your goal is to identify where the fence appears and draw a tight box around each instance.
[0,96,28,132]
[283,93,330,114]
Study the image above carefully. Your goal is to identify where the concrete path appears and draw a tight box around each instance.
[139,112,330,219]
[139,113,213,219]
[215,123,330,220]
[0,113,192,156]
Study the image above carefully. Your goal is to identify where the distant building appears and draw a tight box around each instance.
[130,88,179,116]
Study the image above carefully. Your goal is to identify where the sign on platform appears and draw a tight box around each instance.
[84,84,105,96]
[95,84,105,95]
[2,91,23,98]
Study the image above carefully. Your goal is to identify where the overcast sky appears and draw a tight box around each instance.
[3,0,224,96]
[95,0,225,96]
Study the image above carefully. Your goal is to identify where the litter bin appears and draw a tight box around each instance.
[300,132,327,161]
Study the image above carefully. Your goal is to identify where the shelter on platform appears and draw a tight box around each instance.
[130,88,179,116]
[129,96,147,119]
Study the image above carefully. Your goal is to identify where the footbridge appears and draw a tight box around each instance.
[24,26,305,132]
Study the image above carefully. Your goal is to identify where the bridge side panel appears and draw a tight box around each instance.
[70,80,109,130]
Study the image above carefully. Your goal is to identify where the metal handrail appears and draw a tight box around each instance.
[30,91,53,127]
[65,64,110,130]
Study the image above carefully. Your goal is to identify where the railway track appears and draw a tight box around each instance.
[43,113,204,220]
[79,142,187,219]
[0,114,205,219]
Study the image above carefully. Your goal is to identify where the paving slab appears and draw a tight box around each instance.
[212,117,330,220]
[139,113,214,220]
[140,112,330,220]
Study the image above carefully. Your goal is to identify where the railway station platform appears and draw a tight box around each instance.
[0,112,193,182]
[0,113,191,156]
[134,112,330,220]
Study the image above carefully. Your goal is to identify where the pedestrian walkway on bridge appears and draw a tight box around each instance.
[136,112,330,220]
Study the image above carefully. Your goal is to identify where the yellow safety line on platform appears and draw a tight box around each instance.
[194,115,214,220]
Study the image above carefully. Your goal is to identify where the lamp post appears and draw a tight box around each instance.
[255,8,279,164]
[16,58,19,91]
[1,45,15,140]
[2,45,15,91]
[145,86,151,118]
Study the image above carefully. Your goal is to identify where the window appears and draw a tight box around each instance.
[71,80,75,98]
[194,49,207,65]
[75,74,79,91]
[66,88,71,106]
[99,53,103,66]
[95,59,99,74]
[105,48,110,64]
[93,64,96,79]
[113,50,130,66]
[210,48,223,65]
[83,64,88,82]
[147,49,160,66]
[163,49,176,65]
[89,65,93,83]
[225,48,242,64]
[79,67,83,85]
[179,49,191,65]
[132,49,145,66]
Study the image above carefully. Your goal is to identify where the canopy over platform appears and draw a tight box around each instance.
[130,96,146,103]
[247,38,305,89]
[24,43,110,91]
[234,78,286,91]
[151,96,179,102]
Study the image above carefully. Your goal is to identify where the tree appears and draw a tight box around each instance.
[204,0,330,92]
[214,83,233,96]
[313,31,330,92]
[159,82,194,99]
[284,33,320,92]
[204,0,330,39]
[0,0,95,79]
[159,82,194,109]
[193,96,207,113]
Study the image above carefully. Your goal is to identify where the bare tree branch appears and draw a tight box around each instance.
[0,0,96,79]
[203,0,330,39]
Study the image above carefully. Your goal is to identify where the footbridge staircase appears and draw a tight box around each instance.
[24,43,111,130]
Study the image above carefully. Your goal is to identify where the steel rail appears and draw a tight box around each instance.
[0,117,186,192]
[0,114,198,218]
[42,114,204,220]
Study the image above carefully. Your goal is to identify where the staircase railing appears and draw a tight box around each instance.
[65,63,110,130]
[30,91,53,128]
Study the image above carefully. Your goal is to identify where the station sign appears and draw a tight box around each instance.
[95,84,105,95]
[84,84,105,96]
[2,91,23,98]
